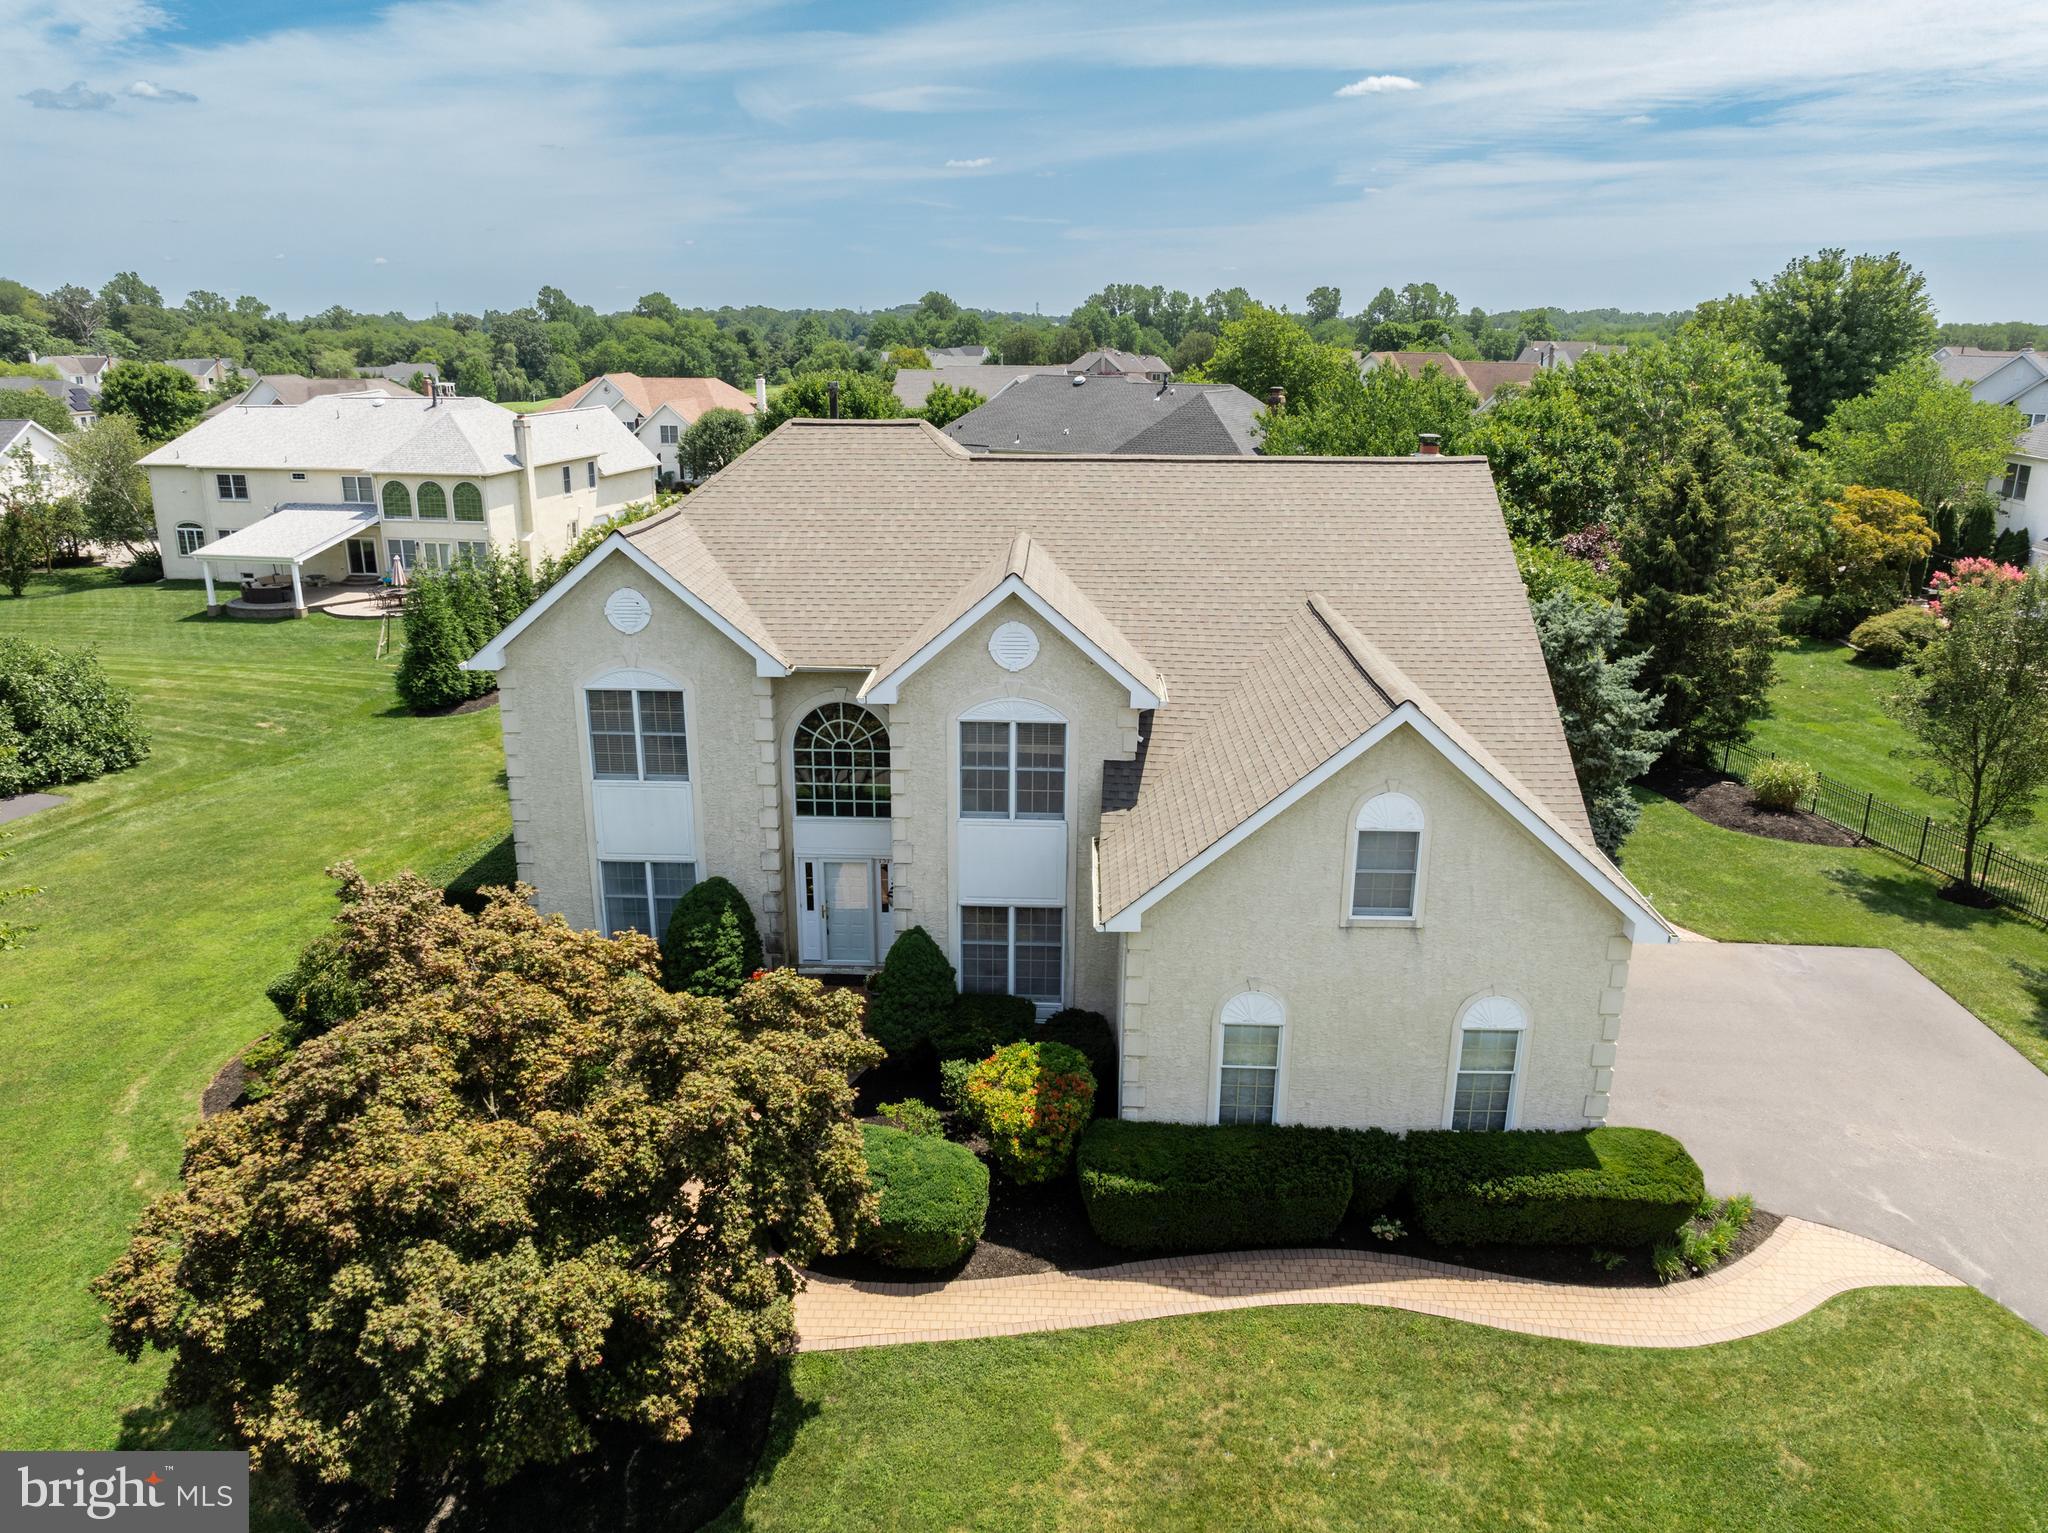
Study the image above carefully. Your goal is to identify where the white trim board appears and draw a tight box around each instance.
[463,533,790,678]
[859,573,1164,709]
[1096,704,1672,943]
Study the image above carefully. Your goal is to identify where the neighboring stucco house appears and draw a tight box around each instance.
[943,374,1263,455]
[31,353,118,390]
[1935,349,2048,560]
[168,357,240,391]
[0,418,74,495]
[546,373,759,484]
[219,375,416,411]
[465,418,1669,1134]
[140,394,657,610]
[1361,351,1538,404]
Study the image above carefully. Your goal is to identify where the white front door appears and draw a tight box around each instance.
[798,857,883,967]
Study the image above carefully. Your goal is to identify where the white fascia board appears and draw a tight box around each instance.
[860,573,1163,708]
[1098,705,1672,943]
[462,532,789,678]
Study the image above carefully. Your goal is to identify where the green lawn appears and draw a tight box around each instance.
[717,1289,2048,1531]
[0,571,508,1450]
[1621,793,2048,1073]
[1750,640,2048,866]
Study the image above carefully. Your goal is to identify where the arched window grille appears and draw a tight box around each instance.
[793,703,891,818]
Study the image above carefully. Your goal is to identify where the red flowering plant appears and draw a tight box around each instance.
[1929,558,2024,620]
[963,1040,1096,1183]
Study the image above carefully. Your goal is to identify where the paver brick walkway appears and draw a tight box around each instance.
[796,1217,1956,1352]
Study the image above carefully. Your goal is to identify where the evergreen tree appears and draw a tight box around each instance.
[1618,422,1779,764]
[394,574,474,711]
[1529,592,1673,855]
[660,876,765,998]
[865,926,956,1057]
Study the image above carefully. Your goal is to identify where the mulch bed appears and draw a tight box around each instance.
[200,1052,250,1118]
[1653,765,1857,848]
[414,689,500,718]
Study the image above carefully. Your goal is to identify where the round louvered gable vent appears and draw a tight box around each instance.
[604,588,652,635]
[988,620,1039,672]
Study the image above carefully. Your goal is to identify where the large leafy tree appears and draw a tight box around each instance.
[95,872,879,1495]
[1259,359,1476,457]
[1618,422,1779,763]
[1822,485,1935,614]
[1529,591,1672,855]
[0,385,75,437]
[95,361,206,444]
[1304,285,1343,323]
[680,406,755,479]
[1198,305,1356,413]
[64,417,154,553]
[1469,372,1624,541]
[917,380,985,428]
[1887,564,2048,894]
[1812,358,2024,514]
[1747,249,1936,438]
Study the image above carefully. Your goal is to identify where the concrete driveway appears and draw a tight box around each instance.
[1610,942,2048,1331]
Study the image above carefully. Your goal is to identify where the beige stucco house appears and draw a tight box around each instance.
[141,392,657,612]
[546,373,760,485]
[466,419,1670,1134]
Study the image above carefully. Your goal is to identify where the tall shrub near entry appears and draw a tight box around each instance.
[865,926,956,1057]
[394,574,474,711]
[964,1040,1095,1183]
[660,876,764,998]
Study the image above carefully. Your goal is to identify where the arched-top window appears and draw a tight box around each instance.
[1446,995,1528,1131]
[175,523,204,557]
[1351,791,1424,920]
[1216,991,1285,1126]
[416,481,447,519]
[381,481,411,519]
[793,703,890,818]
[453,481,484,522]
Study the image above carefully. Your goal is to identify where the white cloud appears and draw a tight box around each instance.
[1621,113,1655,126]
[127,79,197,103]
[373,256,389,265]
[21,80,114,110]
[1334,74,1420,96]
[851,84,985,112]
[944,155,992,168]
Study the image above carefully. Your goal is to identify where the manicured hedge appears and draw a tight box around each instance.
[1040,1008,1118,1117]
[929,992,1035,1061]
[856,1123,989,1270]
[1077,1120,1353,1252]
[1322,1126,1407,1218]
[1405,1127,1703,1248]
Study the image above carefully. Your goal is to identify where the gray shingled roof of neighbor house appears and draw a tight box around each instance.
[942,374,1264,456]
[612,418,1621,918]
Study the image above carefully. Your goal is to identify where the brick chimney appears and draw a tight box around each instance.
[1266,385,1285,413]
[1416,432,1441,457]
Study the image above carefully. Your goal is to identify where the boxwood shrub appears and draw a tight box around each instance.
[856,1122,989,1270]
[1077,1120,1353,1252]
[1405,1127,1703,1247]
[929,992,1035,1062]
[1323,1126,1407,1219]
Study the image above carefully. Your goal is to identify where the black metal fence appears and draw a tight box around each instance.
[1719,740,2048,925]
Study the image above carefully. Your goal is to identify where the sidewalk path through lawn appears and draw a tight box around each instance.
[1613,942,2048,1331]
[796,1217,1952,1351]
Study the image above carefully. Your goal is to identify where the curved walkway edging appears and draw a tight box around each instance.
[795,1217,1959,1353]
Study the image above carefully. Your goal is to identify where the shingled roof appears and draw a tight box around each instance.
[942,374,1262,456]
[480,418,1654,930]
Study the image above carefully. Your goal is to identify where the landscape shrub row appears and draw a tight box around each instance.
[1077,1121,1701,1254]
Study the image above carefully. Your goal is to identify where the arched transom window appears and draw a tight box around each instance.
[1448,995,1528,1131]
[793,703,891,818]
[453,481,484,522]
[1352,791,1424,919]
[416,481,447,519]
[381,481,411,519]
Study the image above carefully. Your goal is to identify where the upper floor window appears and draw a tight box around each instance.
[659,424,680,444]
[175,523,204,557]
[587,687,688,782]
[2003,462,2032,502]
[416,481,448,519]
[587,460,597,489]
[453,481,484,522]
[793,703,890,818]
[341,475,373,504]
[1447,995,1528,1131]
[562,464,573,494]
[960,719,1066,820]
[1351,791,1424,920]
[381,481,412,519]
[215,473,247,501]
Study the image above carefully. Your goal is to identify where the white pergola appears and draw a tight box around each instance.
[192,503,380,615]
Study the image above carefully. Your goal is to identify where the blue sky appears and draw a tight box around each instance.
[5,0,2046,321]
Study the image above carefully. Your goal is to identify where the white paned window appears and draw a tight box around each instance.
[587,460,597,489]
[340,475,373,504]
[1448,996,1528,1131]
[1352,792,1424,919]
[175,523,204,557]
[1217,992,1284,1126]
[215,473,248,501]
[600,859,695,937]
[2002,462,2031,502]
[793,703,890,818]
[659,423,679,444]
[958,905,1063,1004]
[958,720,1066,821]
[587,688,688,782]
[562,464,573,493]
